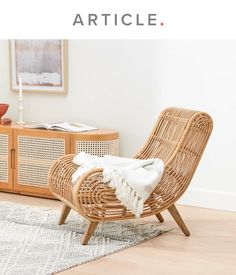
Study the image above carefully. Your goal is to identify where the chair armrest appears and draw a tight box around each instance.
[72,168,132,221]
[48,154,77,205]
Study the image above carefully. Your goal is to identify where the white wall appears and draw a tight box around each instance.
[0,39,235,211]
[0,40,159,158]
[154,40,236,211]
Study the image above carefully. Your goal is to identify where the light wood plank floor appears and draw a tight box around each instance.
[0,192,235,275]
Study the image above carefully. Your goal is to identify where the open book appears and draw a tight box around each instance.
[23,122,98,133]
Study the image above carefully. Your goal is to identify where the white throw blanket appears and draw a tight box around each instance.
[72,152,164,218]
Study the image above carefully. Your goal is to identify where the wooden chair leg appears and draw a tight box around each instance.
[82,221,99,245]
[58,204,71,225]
[168,204,190,236]
[155,213,164,223]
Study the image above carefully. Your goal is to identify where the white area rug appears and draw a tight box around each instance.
[0,201,171,275]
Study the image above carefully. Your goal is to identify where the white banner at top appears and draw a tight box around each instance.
[0,0,235,39]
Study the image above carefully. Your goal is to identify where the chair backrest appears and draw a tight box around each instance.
[136,107,213,211]
[136,107,213,165]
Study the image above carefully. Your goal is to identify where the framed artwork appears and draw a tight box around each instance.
[10,40,68,93]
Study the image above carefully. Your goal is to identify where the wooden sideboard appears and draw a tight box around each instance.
[0,124,119,198]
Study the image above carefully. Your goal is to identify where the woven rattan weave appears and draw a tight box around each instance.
[0,134,8,182]
[48,107,213,244]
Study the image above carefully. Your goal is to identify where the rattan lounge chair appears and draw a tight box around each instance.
[48,107,213,245]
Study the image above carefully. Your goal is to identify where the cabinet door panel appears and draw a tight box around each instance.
[71,130,119,157]
[0,127,13,190]
[14,129,70,197]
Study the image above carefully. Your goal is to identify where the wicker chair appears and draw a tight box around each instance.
[48,107,213,245]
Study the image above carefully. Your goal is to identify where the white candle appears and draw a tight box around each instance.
[19,75,23,97]
[17,74,24,124]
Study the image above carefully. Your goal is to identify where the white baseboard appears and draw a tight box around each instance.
[178,187,236,212]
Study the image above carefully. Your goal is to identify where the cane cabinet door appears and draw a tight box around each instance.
[0,126,13,191]
[14,128,70,197]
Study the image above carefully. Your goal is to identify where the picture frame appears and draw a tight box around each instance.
[9,40,68,93]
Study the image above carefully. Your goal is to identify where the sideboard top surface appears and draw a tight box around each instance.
[0,123,119,141]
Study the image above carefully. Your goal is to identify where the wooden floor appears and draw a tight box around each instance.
[0,192,236,275]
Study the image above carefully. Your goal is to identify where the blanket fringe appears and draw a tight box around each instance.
[105,170,144,218]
